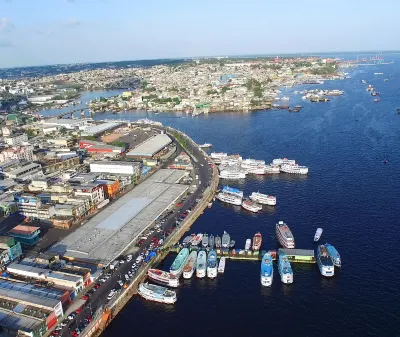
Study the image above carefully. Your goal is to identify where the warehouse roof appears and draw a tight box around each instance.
[81,122,122,136]
[0,309,43,333]
[126,134,172,157]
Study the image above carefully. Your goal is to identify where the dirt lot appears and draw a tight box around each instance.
[101,132,125,143]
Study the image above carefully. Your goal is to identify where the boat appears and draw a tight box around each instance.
[202,233,209,248]
[182,235,192,246]
[222,186,244,198]
[252,233,262,251]
[221,231,230,250]
[183,251,198,279]
[276,221,295,248]
[218,257,226,273]
[170,248,190,276]
[245,239,251,250]
[374,98,380,102]
[242,199,262,213]
[191,233,203,246]
[147,269,179,288]
[314,228,323,242]
[219,169,246,179]
[277,251,293,284]
[264,164,281,174]
[325,243,341,267]
[272,158,296,166]
[241,158,266,167]
[210,152,227,159]
[215,236,221,249]
[280,163,309,175]
[209,234,215,249]
[260,253,274,286]
[196,250,207,278]
[245,166,266,175]
[207,250,218,278]
[249,192,277,206]
[361,80,367,84]
[317,245,335,277]
[229,240,235,248]
[374,72,384,75]
[216,192,242,206]
[137,282,177,304]
[199,143,212,148]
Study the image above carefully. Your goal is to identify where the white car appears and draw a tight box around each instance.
[126,255,132,262]
[117,280,124,287]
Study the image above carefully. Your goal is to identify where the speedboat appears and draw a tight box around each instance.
[314,228,323,242]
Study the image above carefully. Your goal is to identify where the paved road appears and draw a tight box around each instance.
[54,129,213,337]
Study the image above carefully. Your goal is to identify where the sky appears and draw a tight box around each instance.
[0,0,399,68]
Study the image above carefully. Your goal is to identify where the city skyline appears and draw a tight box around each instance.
[1,0,399,68]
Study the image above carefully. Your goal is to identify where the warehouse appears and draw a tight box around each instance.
[79,140,124,156]
[125,134,172,159]
[50,169,188,266]
[90,161,141,176]
[81,122,122,137]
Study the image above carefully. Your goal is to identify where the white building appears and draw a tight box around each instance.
[73,183,105,207]
[6,163,43,180]
[0,146,34,162]
[41,119,88,130]
[90,161,141,176]
[4,133,28,146]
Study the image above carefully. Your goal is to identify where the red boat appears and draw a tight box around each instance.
[252,232,262,251]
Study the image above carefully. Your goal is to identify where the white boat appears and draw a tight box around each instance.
[170,248,190,276]
[147,269,179,288]
[278,252,293,284]
[183,251,198,279]
[218,257,226,273]
[245,165,266,175]
[276,221,295,248]
[137,282,177,304]
[249,192,277,206]
[241,199,262,213]
[245,239,251,250]
[217,192,242,206]
[210,152,227,159]
[272,158,296,166]
[221,231,230,250]
[207,250,218,278]
[317,245,335,277]
[202,234,209,248]
[196,250,207,278]
[222,186,244,198]
[241,158,266,166]
[314,228,323,242]
[265,164,280,174]
[191,233,203,246]
[219,169,246,179]
[280,163,308,175]
[199,143,212,148]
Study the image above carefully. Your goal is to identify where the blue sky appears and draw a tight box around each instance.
[0,0,398,68]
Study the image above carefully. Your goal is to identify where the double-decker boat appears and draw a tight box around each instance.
[219,169,246,179]
[221,231,230,250]
[325,243,341,267]
[196,250,207,278]
[242,199,262,213]
[265,164,281,174]
[137,282,177,304]
[278,252,293,284]
[272,158,296,166]
[252,233,262,251]
[249,192,277,206]
[183,251,198,279]
[260,253,274,286]
[207,250,218,278]
[170,248,189,276]
[147,269,179,287]
[222,186,244,198]
[276,221,295,248]
[280,163,308,175]
[317,245,335,277]
[217,192,242,206]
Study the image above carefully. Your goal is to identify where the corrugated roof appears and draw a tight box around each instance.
[126,134,172,157]
[81,122,122,136]
[0,309,43,332]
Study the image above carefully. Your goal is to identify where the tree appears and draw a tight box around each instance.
[26,128,36,138]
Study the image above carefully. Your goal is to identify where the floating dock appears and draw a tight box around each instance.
[278,248,315,264]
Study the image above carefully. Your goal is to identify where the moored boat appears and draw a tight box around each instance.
[137,282,177,304]
[314,228,323,242]
[215,235,221,249]
[280,163,308,175]
[278,251,293,284]
[265,164,281,174]
[273,158,296,166]
[218,257,226,273]
[147,269,179,288]
[199,143,212,148]
[229,240,235,248]
[183,251,198,279]
[182,235,192,246]
[242,199,262,213]
[222,231,230,250]
[219,169,246,179]
[207,250,218,278]
[249,192,277,206]
[216,192,242,206]
[170,248,190,276]
[209,234,215,249]
[325,243,341,267]
[191,233,203,246]
[202,233,209,248]
[276,221,295,248]
[222,186,244,198]
[196,250,207,278]
[252,232,262,251]
[317,245,335,277]
[260,253,274,286]
[245,239,251,250]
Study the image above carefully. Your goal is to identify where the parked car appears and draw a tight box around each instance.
[81,295,89,301]
[67,312,76,320]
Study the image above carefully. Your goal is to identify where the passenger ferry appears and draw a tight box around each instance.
[241,158,266,168]
[265,164,281,174]
[210,152,227,159]
[196,250,207,278]
[170,248,190,276]
[278,252,293,284]
[272,158,296,166]
[276,221,295,248]
[260,253,274,286]
[317,245,335,277]
[191,233,203,246]
[325,243,341,267]
[252,233,262,251]
[219,169,246,179]
[249,192,277,206]
[280,163,308,175]
[202,233,209,248]
[222,186,244,198]
[217,192,242,206]
[218,256,226,273]
[215,235,221,249]
[241,199,262,213]
[221,231,230,250]
[314,228,323,242]
[207,250,218,278]
[183,251,198,279]
[244,165,266,175]
[209,234,215,249]
[137,282,177,304]
[147,269,179,288]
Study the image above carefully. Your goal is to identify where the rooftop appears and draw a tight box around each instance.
[0,309,43,333]
[11,163,42,176]
[9,225,40,236]
[81,122,122,136]
[126,134,172,157]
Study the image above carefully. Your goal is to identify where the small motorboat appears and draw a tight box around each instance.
[374,98,380,102]
[314,228,323,242]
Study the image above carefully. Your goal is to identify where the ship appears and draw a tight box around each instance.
[272,158,296,166]
[218,256,226,273]
[242,199,262,213]
[325,243,341,267]
[202,233,209,248]
[182,235,193,246]
[276,221,295,248]
[137,282,177,304]
[221,231,230,250]
[317,245,335,277]
[241,158,266,167]
[278,251,293,284]
[207,250,218,278]
[245,165,266,175]
[264,164,281,174]
[249,192,277,206]
[229,240,235,248]
[215,235,221,249]
[245,239,251,250]
[280,163,308,175]
[191,233,203,246]
[219,169,246,179]
[314,228,323,242]
[196,250,207,278]
[183,251,198,279]
[260,253,274,286]
[222,186,244,198]
[170,248,190,276]
[209,234,215,249]
[147,269,179,288]
[252,233,262,251]
[216,192,242,206]
[210,152,227,159]
[199,143,212,148]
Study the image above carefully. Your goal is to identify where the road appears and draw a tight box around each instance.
[53,128,213,337]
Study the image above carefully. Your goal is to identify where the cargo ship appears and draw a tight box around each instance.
[183,251,198,279]
[170,248,189,276]
[147,269,179,288]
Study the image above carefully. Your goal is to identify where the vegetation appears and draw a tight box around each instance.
[207,89,218,95]
[26,128,36,139]
[311,63,337,75]
[245,78,263,98]
[142,94,157,101]
[99,97,108,102]
[82,136,97,141]
[221,86,231,94]
[110,141,127,148]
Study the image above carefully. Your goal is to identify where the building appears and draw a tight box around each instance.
[0,145,34,162]
[95,179,120,199]
[4,133,28,146]
[0,193,18,216]
[79,140,124,157]
[89,161,141,176]
[46,138,75,148]
[125,134,172,159]
[0,236,22,269]
[16,195,55,220]
[169,151,193,170]
[42,156,80,173]
[8,225,41,247]
[73,183,105,208]
[41,119,87,130]
[81,122,122,137]
[5,163,43,180]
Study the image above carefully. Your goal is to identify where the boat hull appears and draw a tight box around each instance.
[183,269,195,279]
[207,267,217,278]
[261,274,273,286]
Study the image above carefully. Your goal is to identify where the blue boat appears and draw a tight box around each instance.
[207,250,218,278]
[222,186,244,198]
[260,253,273,286]
[317,245,335,277]
[278,251,293,284]
[325,243,341,267]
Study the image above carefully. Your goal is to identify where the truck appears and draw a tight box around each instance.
[109,260,120,270]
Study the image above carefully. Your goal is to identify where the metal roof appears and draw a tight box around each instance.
[81,122,122,136]
[126,134,172,157]
[0,309,43,333]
